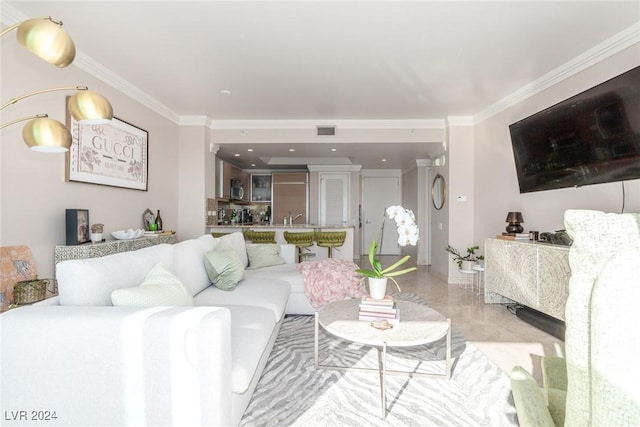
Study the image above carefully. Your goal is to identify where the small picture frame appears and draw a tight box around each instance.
[66,209,90,245]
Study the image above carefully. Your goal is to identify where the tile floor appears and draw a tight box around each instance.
[362,259,564,384]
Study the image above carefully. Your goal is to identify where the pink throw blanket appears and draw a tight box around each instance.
[297,259,366,309]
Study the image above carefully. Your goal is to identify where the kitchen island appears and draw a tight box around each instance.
[207,224,355,261]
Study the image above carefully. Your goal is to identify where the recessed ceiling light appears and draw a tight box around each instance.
[234,153,240,157]
[289,148,295,152]
[251,163,256,167]
[381,158,387,162]
[220,89,232,95]
[331,148,337,152]
[247,148,253,152]
[240,130,246,135]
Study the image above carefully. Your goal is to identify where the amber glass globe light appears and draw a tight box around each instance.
[505,211,525,233]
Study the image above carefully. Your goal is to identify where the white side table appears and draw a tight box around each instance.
[472,264,485,295]
[458,268,477,291]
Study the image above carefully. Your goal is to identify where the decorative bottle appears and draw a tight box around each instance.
[264,206,271,223]
[155,210,163,231]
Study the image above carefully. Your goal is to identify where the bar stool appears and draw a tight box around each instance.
[211,232,230,238]
[283,231,316,263]
[245,230,276,244]
[315,231,346,258]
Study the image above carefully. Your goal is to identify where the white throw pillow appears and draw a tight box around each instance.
[246,244,286,269]
[111,263,194,306]
[219,232,249,268]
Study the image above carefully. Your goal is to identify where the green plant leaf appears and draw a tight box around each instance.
[379,255,411,274]
[368,241,378,269]
[355,268,381,278]
[385,266,417,277]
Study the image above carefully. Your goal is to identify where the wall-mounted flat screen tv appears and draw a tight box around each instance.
[509,66,640,193]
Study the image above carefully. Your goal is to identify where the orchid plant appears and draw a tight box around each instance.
[355,205,419,291]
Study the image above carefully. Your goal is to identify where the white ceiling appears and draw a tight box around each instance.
[3,1,640,169]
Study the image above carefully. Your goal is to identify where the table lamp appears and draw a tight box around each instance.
[505,211,524,233]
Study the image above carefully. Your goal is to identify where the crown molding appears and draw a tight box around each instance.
[179,115,208,126]
[446,116,474,127]
[207,119,445,130]
[474,22,640,124]
[73,52,180,124]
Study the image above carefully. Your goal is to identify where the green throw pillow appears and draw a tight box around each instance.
[111,263,194,306]
[204,241,245,291]
[246,244,286,269]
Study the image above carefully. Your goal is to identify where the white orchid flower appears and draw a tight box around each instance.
[357,205,419,284]
[397,223,419,246]
[386,205,404,219]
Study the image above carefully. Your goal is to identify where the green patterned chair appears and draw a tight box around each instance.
[283,231,316,263]
[211,232,230,238]
[244,230,276,244]
[315,231,346,258]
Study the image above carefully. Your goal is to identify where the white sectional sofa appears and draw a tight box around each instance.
[1,232,314,427]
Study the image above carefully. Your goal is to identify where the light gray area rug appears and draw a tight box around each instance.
[241,293,518,426]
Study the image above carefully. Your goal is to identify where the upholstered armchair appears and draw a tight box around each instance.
[511,210,640,426]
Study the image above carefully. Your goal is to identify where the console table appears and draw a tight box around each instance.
[484,238,570,321]
[54,234,178,266]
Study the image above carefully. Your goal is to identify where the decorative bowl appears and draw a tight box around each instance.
[111,229,144,240]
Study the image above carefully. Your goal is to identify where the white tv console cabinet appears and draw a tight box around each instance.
[484,238,570,321]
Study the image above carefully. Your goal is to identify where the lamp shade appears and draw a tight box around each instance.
[505,211,524,223]
[68,90,113,124]
[16,18,76,68]
[22,117,71,152]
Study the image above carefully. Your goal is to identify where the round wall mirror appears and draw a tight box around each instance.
[432,174,446,210]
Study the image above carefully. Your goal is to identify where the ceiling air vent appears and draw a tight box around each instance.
[316,126,336,136]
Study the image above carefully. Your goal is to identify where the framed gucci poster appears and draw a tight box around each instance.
[66,115,148,191]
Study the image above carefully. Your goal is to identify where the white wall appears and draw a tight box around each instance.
[430,150,449,282]
[401,165,419,262]
[446,123,475,281]
[1,42,180,278]
[474,45,640,248]
[177,125,210,240]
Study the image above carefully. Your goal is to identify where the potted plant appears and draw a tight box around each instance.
[445,245,484,271]
[356,205,419,298]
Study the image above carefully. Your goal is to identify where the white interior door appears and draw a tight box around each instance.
[362,176,400,255]
[319,173,349,225]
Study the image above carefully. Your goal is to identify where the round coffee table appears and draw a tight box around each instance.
[314,298,452,418]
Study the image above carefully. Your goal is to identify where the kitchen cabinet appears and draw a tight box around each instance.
[215,158,249,201]
[251,174,272,202]
[272,173,308,224]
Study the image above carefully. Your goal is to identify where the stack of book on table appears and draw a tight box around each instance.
[358,295,400,323]
[143,230,175,238]
[496,232,529,241]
